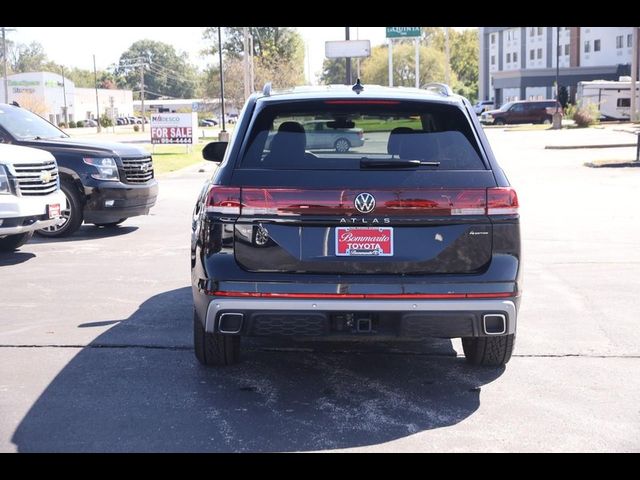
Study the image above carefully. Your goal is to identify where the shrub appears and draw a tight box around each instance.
[564,103,577,120]
[133,124,140,132]
[68,120,77,128]
[58,122,67,128]
[76,120,84,127]
[99,113,113,128]
[572,103,601,128]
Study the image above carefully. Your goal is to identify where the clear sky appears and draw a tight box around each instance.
[7,27,463,85]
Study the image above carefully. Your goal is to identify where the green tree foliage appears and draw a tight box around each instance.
[361,43,456,88]
[319,58,346,85]
[448,29,479,101]
[201,27,305,107]
[115,40,199,99]
[8,41,49,73]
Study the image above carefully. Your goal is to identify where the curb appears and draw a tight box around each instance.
[584,161,640,168]
[546,143,637,150]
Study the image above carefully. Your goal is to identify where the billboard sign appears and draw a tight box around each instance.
[325,40,372,58]
[150,113,197,145]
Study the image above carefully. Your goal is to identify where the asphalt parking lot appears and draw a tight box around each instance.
[1,126,639,452]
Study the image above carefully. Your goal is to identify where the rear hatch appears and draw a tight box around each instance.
[212,97,511,275]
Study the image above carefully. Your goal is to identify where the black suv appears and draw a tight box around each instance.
[191,83,521,367]
[0,104,158,236]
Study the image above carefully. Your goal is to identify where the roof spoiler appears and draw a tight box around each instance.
[422,83,453,97]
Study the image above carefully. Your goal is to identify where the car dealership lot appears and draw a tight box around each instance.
[1,127,639,452]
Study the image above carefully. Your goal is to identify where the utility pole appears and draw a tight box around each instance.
[61,66,68,126]
[2,27,17,104]
[243,27,250,100]
[140,63,145,132]
[388,37,393,87]
[553,26,562,129]
[632,27,638,123]
[218,27,228,142]
[356,27,361,81]
[415,37,420,88]
[345,27,351,85]
[93,54,101,133]
[250,34,255,93]
[445,27,451,85]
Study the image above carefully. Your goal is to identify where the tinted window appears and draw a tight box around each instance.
[239,100,486,171]
[617,98,631,107]
[0,105,68,140]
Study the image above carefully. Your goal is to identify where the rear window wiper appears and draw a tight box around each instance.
[359,158,440,168]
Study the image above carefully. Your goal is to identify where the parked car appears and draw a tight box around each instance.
[0,103,158,237]
[301,119,365,152]
[480,99,561,125]
[116,117,127,126]
[199,119,217,127]
[473,100,495,115]
[190,83,521,367]
[0,143,65,251]
[78,119,98,128]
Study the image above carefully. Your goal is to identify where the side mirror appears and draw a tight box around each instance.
[202,141,228,163]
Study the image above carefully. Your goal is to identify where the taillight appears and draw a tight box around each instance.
[487,187,519,215]
[206,186,242,215]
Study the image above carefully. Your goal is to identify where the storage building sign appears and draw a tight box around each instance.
[150,113,197,144]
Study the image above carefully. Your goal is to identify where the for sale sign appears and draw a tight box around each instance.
[150,113,197,144]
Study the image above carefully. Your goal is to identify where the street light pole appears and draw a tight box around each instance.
[552,26,562,129]
[218,27,228,142]
[2,27,17,104]
[345,27,351,85]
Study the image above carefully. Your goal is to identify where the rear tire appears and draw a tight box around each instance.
[94,218,127,228]
[193,310,240,366]
[0,232,33,251]
[542,116,552,125]
[334,138,351,153]
[36,180,83,238]
[494,119,506,126]
[462,334,515,366]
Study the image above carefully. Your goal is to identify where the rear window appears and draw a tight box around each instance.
[239,100,487,171]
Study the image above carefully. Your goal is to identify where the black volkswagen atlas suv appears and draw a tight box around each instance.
[191,82,521,367]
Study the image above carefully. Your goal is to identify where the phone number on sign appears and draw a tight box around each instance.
[152,138,193,144]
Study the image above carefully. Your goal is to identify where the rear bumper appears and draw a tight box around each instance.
[202,297,517,339]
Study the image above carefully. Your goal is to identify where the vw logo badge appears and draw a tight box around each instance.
[354,192,375,214]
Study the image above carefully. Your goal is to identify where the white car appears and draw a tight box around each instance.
[474,100,495,115]
[0,144,65,251]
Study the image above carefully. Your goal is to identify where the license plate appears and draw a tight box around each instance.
[335,227,393,256]
[47,203,61,219]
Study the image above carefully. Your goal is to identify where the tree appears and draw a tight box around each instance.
[319,58,346,85]
[115,40,199,99]
[449,29,479,101]
[361,43,456,88]
[8,41,49,73]
[201,27,305,107]
[558,85,569,108]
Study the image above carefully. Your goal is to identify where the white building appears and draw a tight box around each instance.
[479,27,638,106]
[0,71,134,125]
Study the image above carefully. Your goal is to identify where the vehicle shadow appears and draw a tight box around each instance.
[12,286,504,452]
[0,251,36,266]
[30,225,138,244]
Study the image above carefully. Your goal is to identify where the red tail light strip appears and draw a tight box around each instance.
[206,186,518,217]
[209,291,514,299]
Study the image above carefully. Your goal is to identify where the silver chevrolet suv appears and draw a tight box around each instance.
[0,143,64,251]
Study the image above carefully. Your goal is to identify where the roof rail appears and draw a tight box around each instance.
[422,82,453,96]
[262,82,272,96]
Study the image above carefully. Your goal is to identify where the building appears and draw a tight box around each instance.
[479,27,637,106]
[133,98,238,117]
[0,71,134,125]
